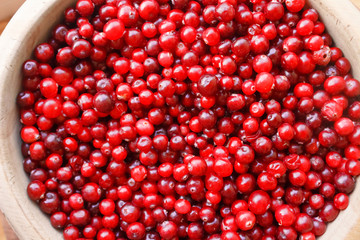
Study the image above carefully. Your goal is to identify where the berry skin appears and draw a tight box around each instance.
[334,193,349,210]
[285,0,305,13]
[248,190,271,215]
[321,100,343,121]
[275,205,296,227]
[202,28,220,46]
[17,1,360,239]
[138,0,160,21]
[174,199,191,214]
[103,19,125,40]
[255,72,275,93]
[198,74,218,96]
[324,76,346,95]
[235,211,256,231]
[27,180,46,201]
[334,117,354,135]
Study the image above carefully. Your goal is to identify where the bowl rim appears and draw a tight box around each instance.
[0,0,76,239]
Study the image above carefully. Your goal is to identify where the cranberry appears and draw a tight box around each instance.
[17,1,360,239]
[286,0,305,13]
[324,76,346,95]
[27,180,46,201]
[198,74,218,96]
[275,205,295,226]
[264,2,284,21]
[158,221,177,239]
[319,202,339,222]
[126,222,146,239]
[235,211,256,231]
[248,190,271,215]
[139,0,160,21]
[255,72,274,93]
[202,27,220,46]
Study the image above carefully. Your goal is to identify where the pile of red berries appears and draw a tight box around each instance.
[17,0,360,239]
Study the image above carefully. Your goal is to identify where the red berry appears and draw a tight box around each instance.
[255,72,274,93]
[235,211,256,231]
[103,19,125,40]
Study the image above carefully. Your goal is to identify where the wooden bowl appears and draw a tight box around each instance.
[0,0,360,239]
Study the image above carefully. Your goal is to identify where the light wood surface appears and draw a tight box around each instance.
[0,1,24,239]
[0,0,360,240]
[352,0,360,9]
[0,0,24,22]
[0,1,76,239]
[0,212,17,240]
[0,20,10,35]
[0,216,6,240]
